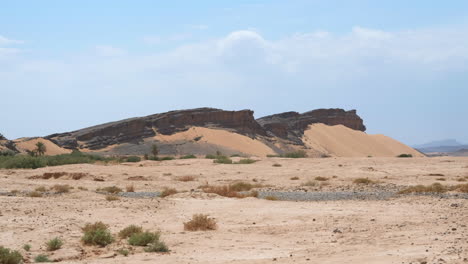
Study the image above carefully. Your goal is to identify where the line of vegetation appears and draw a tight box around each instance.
[267,150,308,158]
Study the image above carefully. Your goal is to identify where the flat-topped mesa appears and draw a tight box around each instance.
[47,108,266,150]
[257,108,366,144]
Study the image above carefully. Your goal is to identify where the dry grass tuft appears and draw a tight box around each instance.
[106,195,120,201]
[272,163,282,167]
[52,184,72,193]
[202,184,259,198]
[455,183,468,193]
[398,183,447,194]
[27,191,43,197]
[353,178,375,184]
[160,188,178,198]
[290,176,299,180]
[97,186,122,194]
[314,176,328,181]
[301,180,316,187]
[265,196,279,201]
[126,185,135,192]
[184,214,217,231]
[176,175,196,182]
[35,186,47,192]
[118,225,143,239]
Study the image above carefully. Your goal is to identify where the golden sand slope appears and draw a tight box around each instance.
[14,138,71,155]
[303,123,423,157]
[155,126,276,156]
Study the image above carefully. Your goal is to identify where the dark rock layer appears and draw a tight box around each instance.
[46,107,366,151]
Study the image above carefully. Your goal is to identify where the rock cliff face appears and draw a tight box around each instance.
[47,108,266,150]
[256,109,366,144]
[46,107,366,151]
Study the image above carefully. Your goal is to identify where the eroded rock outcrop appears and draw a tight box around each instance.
[256,109,366,144]
[47,108,266,150]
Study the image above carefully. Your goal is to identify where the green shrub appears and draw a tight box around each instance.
[235,158,256,164]
[230,154,241,157]
[81,222,114,247]
[282,150,307,158]
[34,254,50,263]
[0,246,23,264]
[213,156,232,164]
[144,241,169,253]
[180,154,196,159]
[205,154,217,159]
[266,154,280,158]
[353,178,375,184]
[22,244,31,252]
[126,156,141,163]
[0,151,115,169]
[397,154,413,158]
[117,249,129,256]
[128,231,160,246]
[160,156,175,161]
[118,225,143,239]
[46,237,63,251]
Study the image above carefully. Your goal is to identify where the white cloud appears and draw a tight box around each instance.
[94,45,126,57]
[0,35,24,46]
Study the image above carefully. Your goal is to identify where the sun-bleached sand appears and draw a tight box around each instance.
[303,124,424,157]
[0,157,467,263]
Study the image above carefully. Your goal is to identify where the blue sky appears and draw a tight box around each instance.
[1,0,467,145]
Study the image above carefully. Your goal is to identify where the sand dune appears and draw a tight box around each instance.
[14,138,71,155]
[155,126,276,156]
[303,124,424,157]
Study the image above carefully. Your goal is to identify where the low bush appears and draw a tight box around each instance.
[105,195,120,201]
[119,225,143,239]
[235,159,257,164]
[229,182,262,192]
[180,154,196,159]
[301,180,316,187]
[265,196,279,201]
[282,150,307,158]
[117,249,129,256]
[81,222,114,247]
[176,176,195,182]
[126,156,141,163]
[126,185,135,192]
[34,254,50,263]
[51,184,72,193]
[160,156,175,161]
[28,191,43,197]
[160,188,177,198]
[128,231,160,246]
[0,246,23,264]
[184,214,217,231]
[397,154,413,158]
[205,154,217,159]
[22,244,31,252]
[46,237,63,251]
[290,176,299,180]
[97,186,122,194]
[353,178,375,184]
[314,176,328,181]
[398,183,447,194]
[35,186,47,192]
[144,241,169,253]
[202,183,260,198]
[213,156,233,164]
[272,163,282,167]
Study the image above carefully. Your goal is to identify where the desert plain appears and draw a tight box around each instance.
[0,156,467,264]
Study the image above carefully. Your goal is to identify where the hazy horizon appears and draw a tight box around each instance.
[1,0,467,145]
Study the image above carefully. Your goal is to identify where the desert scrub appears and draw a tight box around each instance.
[180,154,196,159]
[398,183,447,194]
[353,178,375,184]
[117,249,129,256]
[34,254,50,263]
[144,242,169,253]
[282,150,307,158]
[118,225,143,239]
[272,163,282,167]
[0,246,23,264]
[397,154,413,158]
[28,191,43,197]
[176,175,195,182]
[290,176,299,180]
[301,180,316,187]
[81,222,114,247]
[265,196,279,201]
[35,186,47,192]
[455,183,468,193]
[213,156,233,164]
[160,187,178,198]
[184,214,217,231]
[128,231,160,246]
[314,176,328,181]
[229,182,262,192]
[22,244,31,252]
[125,156,141,162]
[234,158,257,164]
[202,184,259,198]
[105,195,120,201]
[97,186,122,194]
[51,184,71,193]
[46,237,63,251]
[125,185,135,192]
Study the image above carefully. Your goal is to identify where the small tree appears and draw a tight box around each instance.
[151,144,159,158]
[35,141,47,156]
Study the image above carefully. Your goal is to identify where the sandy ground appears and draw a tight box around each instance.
[303,124,424,157]
[1,157,467,263]
[13,138,71,156]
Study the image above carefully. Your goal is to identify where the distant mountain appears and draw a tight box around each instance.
[414,139,468,154]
